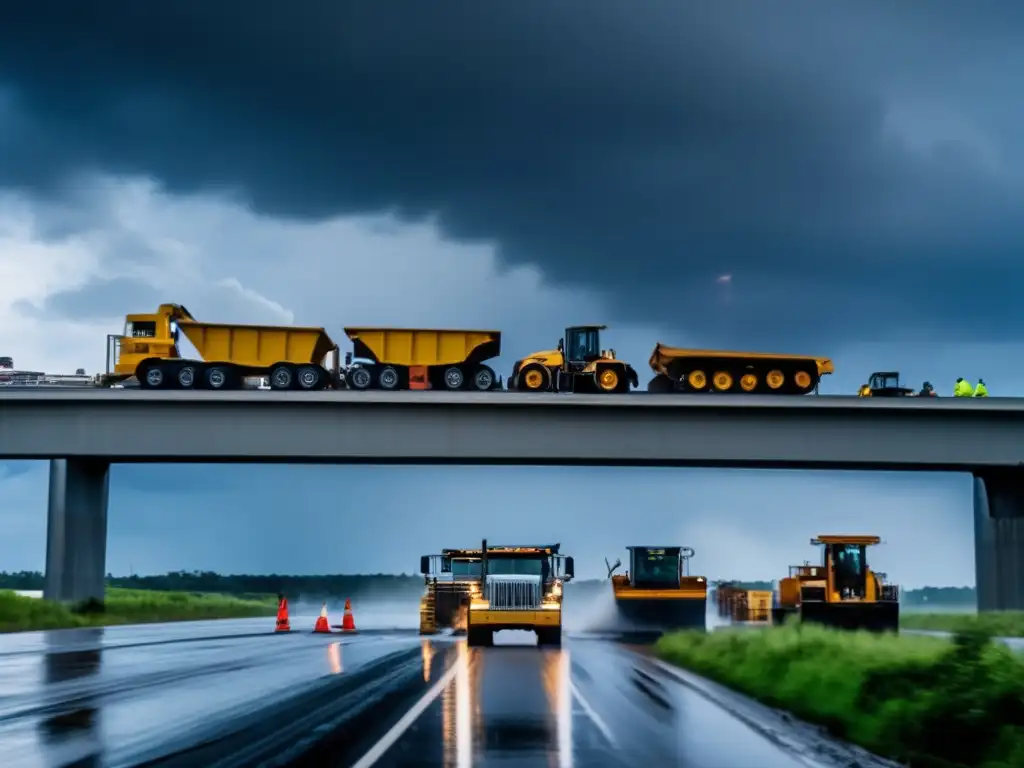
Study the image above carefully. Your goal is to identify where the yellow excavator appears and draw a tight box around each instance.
[771,535,899,632]
[606,546,707,634]
[509,325,639,393]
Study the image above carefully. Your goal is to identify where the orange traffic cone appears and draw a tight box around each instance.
[275,595,291,633]
[313,602,331,633]
[341,598,357,633]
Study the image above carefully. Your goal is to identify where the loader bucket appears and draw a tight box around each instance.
[613,595,707,634]
[798,601,899,633]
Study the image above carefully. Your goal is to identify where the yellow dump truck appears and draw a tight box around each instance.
[647,344,834,395]
[771,536,900,632]
[342,327,502,391]
[103,304,503,391]
[606,546,707,633]
[420,541,574,647]
[509,325,639,393]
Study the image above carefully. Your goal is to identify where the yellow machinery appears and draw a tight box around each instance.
[342,327,502,391]
[646,344,834,394]
[771,536,900,632]
[715,582,771,623]
[421,541,574,647]
[606,546,707,633]
[103,304,504,391]
[509,325,639,393]
[105,304,341,390]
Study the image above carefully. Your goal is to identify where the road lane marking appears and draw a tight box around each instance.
[569,681,616,747]
[350,654,463,768]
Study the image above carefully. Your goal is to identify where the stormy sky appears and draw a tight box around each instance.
[1,1,1020,587]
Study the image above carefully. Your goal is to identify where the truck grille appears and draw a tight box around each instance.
[486,576,541,610]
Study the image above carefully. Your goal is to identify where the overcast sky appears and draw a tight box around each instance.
[1,2,1020,587]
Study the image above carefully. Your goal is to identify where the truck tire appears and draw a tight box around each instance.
[139,364,165,389]
[443,366,465,390]
[377,366,401,390]
[270,365,294,390]
[205,366,234,390]
[177,365,198,389]
[296,365,321,390]
[472,366,495,391]
[348,367,372,390]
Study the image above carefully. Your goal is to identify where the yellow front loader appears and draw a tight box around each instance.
[509,325,638,393]
[771,535,899,632]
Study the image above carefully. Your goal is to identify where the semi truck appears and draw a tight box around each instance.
[605,546,708,634]
[771,535,900,632]
[420,541,574,647]
[102,304,503,391]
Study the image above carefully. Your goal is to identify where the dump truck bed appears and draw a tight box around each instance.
[344,328,501,367]
[178,320,337,369]
[649,344,834,376]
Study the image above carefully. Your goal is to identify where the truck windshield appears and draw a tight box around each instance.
[488,559,544,577]
[830,544,867,594]
[450,560,480,577]
[632,550,679,587]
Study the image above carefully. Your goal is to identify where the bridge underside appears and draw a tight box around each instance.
[974,469,1024,612]
[38,459,1024,610]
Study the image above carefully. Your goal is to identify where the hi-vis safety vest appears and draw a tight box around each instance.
[954,380,974,397]
[974,381,989,397]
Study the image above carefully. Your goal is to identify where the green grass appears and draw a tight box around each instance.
[0,588,278,633]
[901,610,1024,638]
[656,624,1024,768]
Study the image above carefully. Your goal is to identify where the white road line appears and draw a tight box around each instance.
[350,656,463,768]
[569,681,617,747]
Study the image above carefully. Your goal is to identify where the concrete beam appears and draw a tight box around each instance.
[44,459,110,605]
[974,469,1024,611]
[1,390,1023,469]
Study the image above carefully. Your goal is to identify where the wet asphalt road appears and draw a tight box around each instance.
[0,617,884,768]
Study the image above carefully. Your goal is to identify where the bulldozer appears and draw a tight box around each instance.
[771,535,899,632]
[605,546,707,635]
[857,371,917,397]
[509,325,639,393]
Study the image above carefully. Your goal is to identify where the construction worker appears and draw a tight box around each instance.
[974,379,988,397]
[954,378,974,397]
[919,381,936,397]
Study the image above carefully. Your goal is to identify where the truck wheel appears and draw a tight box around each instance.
[378,366,401,390]
[296,366,321,390]
[647,374,673,393]
[270,365,294,390]
[205,366,233,390]
[443,366,465,390]
[177,365,198,389]
[472,366,495,391]
[348,367,372,390]
[140,365,165,389]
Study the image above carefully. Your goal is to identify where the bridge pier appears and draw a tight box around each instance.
[44,459,110,605]
[974,469,1024,611]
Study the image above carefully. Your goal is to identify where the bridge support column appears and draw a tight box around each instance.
[974,469,1024,612]
[44,459,110,605]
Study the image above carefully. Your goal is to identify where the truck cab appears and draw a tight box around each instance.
[421,541,573,646]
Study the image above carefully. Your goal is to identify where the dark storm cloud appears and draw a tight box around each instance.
[1,1,1023,346]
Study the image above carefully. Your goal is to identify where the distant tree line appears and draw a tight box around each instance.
[0,570,978,606]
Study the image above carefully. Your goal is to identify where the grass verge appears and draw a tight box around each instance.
[0,588,277,633]
[656,624,1024,768]
[901,610,1024,638]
